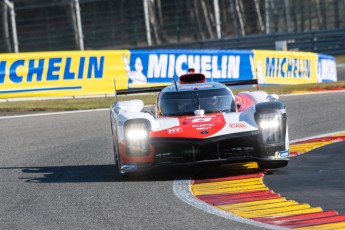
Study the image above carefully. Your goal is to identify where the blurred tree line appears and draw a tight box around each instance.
[1,0,345,52]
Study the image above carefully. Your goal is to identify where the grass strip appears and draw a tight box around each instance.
[1,81,345,113]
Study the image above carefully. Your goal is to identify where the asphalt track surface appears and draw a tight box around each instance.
[265,141,345,215]
[0,91,345,230]
[337,65,345,81]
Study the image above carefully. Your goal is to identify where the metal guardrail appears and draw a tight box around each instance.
[143,28,345,55]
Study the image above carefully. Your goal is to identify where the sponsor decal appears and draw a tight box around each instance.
[168,127,183,134]
[229,123,247,128]
[191,117,213,123]
[275,150,290,159]
[156,152,172,157]
[192,124,215,128]
[192,123,214,131]
[179,84,213,90]
[200,131,209,134]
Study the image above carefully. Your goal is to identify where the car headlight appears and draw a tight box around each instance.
[258,112,280,129]
[256,111,283,145]
[124,119,151,156]
[126,129,148,141]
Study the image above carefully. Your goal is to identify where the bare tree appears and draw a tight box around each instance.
[2,1,12,52]
[238,0,246,29]
[300,0,305,31]
[314,0,323,29]
[269,0,280,32]
[253,0,264,32]
[292,0,298,32]
[235,0,245,36]
[220,0,230,34]
[147,0,161,44]
[156,0,164,26]
[201,0,214,38]
[193,0,206,39]
[229,0,239,35]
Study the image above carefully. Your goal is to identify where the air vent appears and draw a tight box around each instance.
[178,73,206,84]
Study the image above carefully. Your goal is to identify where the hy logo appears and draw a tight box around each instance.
[168,127,183,134]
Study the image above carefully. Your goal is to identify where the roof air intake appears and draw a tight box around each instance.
[178,72,206,84]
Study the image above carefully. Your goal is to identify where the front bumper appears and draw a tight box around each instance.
[119,130,289,174]
[152,130,261,165]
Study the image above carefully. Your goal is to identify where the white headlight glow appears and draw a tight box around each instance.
[259,120,280,129]
[126,129,148,140]
[124,119,151,156]
[256,111,284,144]
[258,112,280,129]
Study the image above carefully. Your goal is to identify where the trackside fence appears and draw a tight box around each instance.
[145,28,345,55]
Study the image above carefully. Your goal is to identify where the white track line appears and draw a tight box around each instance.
[0,108,108,119]
[280,89,345,97]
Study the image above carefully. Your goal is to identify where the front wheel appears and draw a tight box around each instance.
[258,160,288,170]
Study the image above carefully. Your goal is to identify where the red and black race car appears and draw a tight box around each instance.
[110,69,289,176]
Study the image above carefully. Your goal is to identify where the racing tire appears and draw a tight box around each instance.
[258,160,288,170]
[111,136,127,179]
[115,153,129,179]
[115,149,133,180]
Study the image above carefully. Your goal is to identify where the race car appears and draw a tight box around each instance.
[110,69,289,175]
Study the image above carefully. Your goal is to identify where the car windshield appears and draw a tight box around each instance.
[159,88,235,116]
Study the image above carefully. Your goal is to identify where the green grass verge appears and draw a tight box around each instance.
[335,54,345,64]
[1,81,345,114]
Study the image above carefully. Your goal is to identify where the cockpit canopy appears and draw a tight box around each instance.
[158,87,236,116]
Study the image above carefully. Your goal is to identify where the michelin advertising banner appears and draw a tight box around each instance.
[252,50,337,84]
[127,50,254,88]
[0,50,129,99]
[0,49,337,99]
[317,54,337,82]
[252,50,318,84]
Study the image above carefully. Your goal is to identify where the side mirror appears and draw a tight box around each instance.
[114,104,127,113]
[266,94,279,101]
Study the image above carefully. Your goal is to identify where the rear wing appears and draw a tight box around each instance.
[223,79,260,90]
[114,78,259,101]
